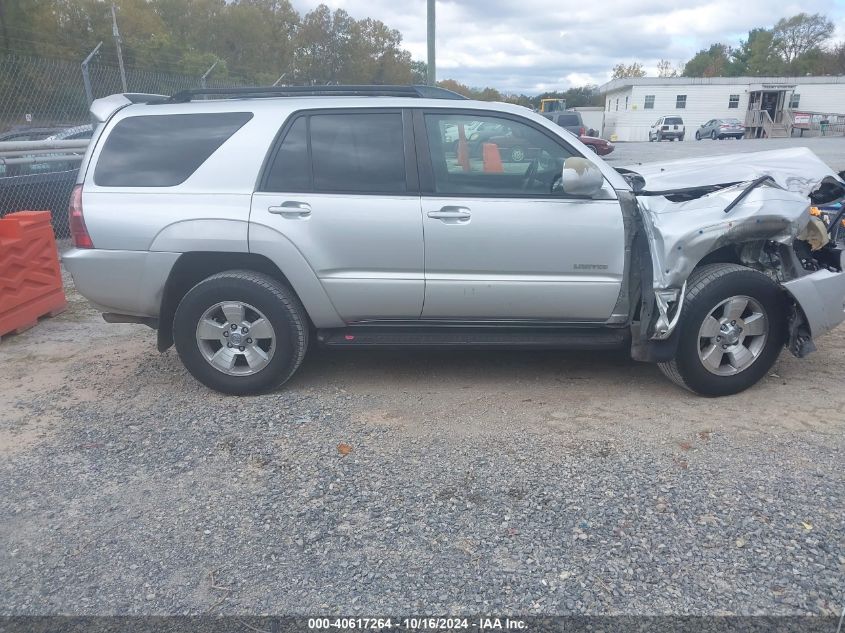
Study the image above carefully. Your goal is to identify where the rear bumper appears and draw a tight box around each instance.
[782,267,845,338]
[656,130,684,139]
[62,248,180,317]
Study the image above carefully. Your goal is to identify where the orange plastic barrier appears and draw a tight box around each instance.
[0,211,67,338]
[482,143,504,173]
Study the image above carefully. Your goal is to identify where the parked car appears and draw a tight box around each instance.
[0,126,65,142]
[648,116,685,141]
[542,111,585,137]
[578,135,614,156]
[695,118,745,140]
[44,124,94,141]
[64,86,845,397]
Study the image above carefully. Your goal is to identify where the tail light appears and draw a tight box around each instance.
[68,184,93,249]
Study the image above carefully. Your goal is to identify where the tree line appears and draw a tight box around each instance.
[1,0,421,85]
[612,12,844,79]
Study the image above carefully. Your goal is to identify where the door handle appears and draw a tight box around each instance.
[427,206,471,223]
[268,201,312,218]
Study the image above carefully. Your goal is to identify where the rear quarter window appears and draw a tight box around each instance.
[93,112,253,187]
[556,114,580,126]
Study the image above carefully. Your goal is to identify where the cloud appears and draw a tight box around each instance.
[290,0,845,93]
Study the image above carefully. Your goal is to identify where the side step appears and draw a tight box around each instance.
[317,326,630,350]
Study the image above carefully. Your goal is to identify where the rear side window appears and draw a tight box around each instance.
[94,112,253,187]
[263,111,406,194]
[264,117,309,192]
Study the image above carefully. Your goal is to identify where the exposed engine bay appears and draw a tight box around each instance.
[617,147,845,358]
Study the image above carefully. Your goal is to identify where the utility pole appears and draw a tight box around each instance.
[81,41,104,106]
[426,0,435,86]
[0,0,10,53]
[111,4,127,92]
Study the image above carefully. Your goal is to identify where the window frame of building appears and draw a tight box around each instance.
[728,94,740,109]
[789,93,800,109]
[675,95,687,109]
[644,95,655,109]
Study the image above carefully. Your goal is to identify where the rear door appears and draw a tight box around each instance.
[415,109,625,322]
[250,109,424,321]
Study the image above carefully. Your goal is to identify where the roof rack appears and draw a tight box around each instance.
[160,84,468,104]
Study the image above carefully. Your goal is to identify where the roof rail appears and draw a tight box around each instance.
[160,84,468,104]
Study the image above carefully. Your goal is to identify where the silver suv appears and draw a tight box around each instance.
[64,86,845,396]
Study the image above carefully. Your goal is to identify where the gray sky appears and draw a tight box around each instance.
[291,0,845,93]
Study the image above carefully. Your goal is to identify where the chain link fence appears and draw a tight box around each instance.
[0,53,246,240]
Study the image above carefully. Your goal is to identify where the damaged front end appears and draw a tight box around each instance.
[621,147,845,362]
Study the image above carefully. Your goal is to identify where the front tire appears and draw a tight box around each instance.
[173,270,309,395]
[695,131,701,140]
[658,264,786,397]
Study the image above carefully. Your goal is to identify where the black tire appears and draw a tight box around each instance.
[711,130,717,140]
[649,134,655,142]
[173,270,309,395]
[588,144,599,154]
[657,132,663,142]
[658,264,786,397]
[695,131,700,140]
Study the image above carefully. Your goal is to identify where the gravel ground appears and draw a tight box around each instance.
[1,138,844,617]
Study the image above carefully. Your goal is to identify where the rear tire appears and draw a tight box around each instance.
[658,264,786,397]
[173,270,309,395]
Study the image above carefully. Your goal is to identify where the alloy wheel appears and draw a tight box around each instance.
[195,301,276,376]
[697,295,768,376]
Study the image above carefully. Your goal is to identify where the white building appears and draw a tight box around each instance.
[598,76,845,142]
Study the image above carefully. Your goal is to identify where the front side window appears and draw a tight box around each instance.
[675,95,687,109]
[644,95,655,109]
[94,112,253,187]
[264,111,406,193]
[728,94,740,109]
[424,113,575,197]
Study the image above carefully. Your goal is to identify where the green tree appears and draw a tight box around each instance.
[682,44,731,77]
[772,13,834,65]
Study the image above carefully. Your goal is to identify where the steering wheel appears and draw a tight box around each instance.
[521,158,540,191]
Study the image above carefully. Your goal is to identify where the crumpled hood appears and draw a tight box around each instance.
[625,147,843,198]
[628,147,843,322]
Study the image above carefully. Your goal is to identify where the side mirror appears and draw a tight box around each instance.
[560,157,605,196]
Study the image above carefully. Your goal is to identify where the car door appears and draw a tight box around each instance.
[250,109,424,321]
[415,109,625,322]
